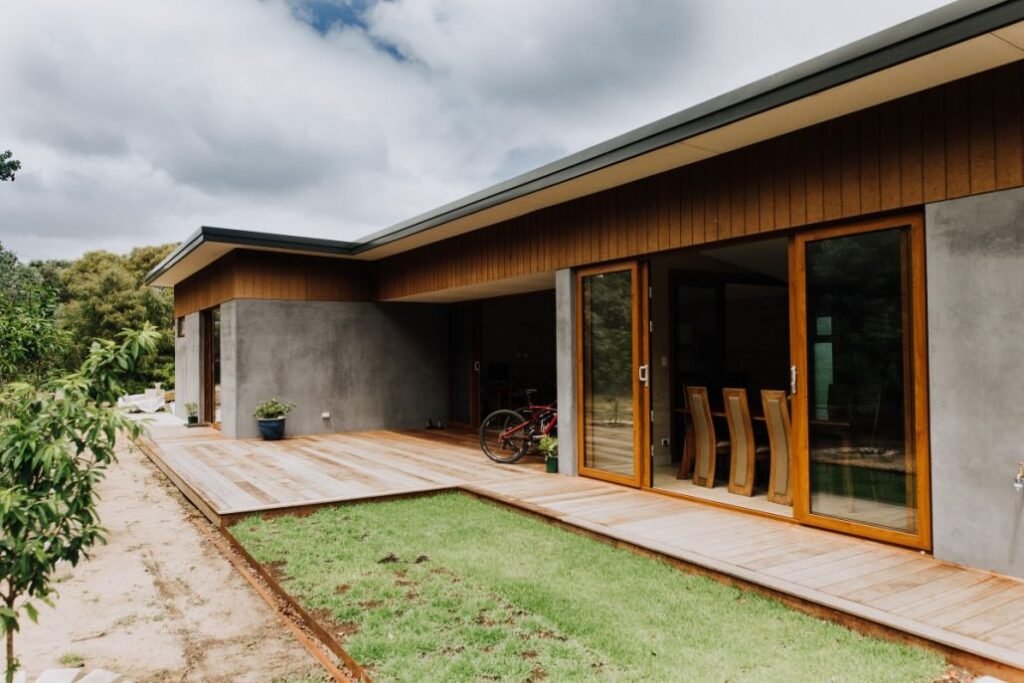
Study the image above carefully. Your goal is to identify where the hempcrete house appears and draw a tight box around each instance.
[148,0,1024,579]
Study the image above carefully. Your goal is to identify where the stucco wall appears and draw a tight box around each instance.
[221,299,448,439]
[926,187,1024,578]
[173,312,201,420]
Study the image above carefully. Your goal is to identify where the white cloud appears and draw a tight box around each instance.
[0,0,951,261]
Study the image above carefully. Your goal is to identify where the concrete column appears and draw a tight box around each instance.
[926,186,1024,579]
[219,301,239,437]
[555,268,578,476]
[173,312,201,420]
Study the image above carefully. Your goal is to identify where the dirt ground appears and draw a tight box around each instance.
[1,427,324,682]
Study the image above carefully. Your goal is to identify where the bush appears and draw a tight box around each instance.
[253,398,294,420]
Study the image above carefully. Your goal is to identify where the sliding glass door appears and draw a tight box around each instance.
[577,262,649,487]
[791,214,931,549]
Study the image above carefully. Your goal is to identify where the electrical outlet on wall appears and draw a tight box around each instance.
[660,438,670,447]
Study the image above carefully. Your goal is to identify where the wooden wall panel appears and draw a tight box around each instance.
[174,250,375,317]
[376,61,1024,300]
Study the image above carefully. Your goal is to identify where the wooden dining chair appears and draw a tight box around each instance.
[723,388,767,497]
[686,386,729,488]
[761,389,793,506]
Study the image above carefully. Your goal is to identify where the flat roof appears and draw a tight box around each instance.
[147,0,1024,286]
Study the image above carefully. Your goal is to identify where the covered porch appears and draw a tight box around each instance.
[141,420,1024,677]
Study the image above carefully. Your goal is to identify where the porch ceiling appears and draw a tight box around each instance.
[388,270,557,303]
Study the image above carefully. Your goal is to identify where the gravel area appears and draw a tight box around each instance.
[1,418,325,682]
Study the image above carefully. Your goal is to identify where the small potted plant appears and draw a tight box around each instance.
[538,436,558,474]
[254,398,295,441]
[185,402,199,426]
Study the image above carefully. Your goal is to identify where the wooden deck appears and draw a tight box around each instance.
[141,421,1024,678]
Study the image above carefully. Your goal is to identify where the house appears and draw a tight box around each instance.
[146,0,1024,581]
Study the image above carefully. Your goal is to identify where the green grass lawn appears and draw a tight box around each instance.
[232,493,946,683]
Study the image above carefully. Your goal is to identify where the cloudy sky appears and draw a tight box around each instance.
[0,0,951,262]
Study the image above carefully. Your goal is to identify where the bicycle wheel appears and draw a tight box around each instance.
[479,409,531,463]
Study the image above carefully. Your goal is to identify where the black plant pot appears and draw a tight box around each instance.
[187,415,199,425]
[257,417,286,441]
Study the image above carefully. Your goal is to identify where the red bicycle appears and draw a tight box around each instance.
[479,389,558,464]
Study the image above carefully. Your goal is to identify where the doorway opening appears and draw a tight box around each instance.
[201,306,221,427]
[649,237,791,516]
[448,289,557,429]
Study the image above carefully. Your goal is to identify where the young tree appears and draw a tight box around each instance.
[0,324,160,683]
[0,151,19,182]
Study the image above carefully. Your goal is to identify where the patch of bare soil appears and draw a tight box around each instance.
[936,665,977,682]
[0,434,326,682]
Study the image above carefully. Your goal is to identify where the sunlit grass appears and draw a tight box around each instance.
[233,493,945,683]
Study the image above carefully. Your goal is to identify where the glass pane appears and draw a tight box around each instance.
[805,228,916,532]
[582,270,635,477]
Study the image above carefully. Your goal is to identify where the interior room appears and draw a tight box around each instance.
[448,289,557,427]
[649,237,792,516]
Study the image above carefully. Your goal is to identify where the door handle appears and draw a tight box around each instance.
[790,365,798,395]
[473,361,480,372]
[638,364,649,386]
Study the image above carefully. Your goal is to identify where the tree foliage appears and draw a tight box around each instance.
[0,243,176,393]
[0,324,161,682]
[0,245,69,385]
[0,151,19,182]
[585,271,633,398]
[57,244,176,390]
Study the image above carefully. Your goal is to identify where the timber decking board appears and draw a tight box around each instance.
[141,422,1024,675]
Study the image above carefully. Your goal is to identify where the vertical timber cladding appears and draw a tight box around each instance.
[377,61,1024,300]
[173,249,377,317]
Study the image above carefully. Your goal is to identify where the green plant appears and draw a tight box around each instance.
[538,435,558,460]
[253,398,294,420]
[184,401,198,418]
[57,652,84,667]
[0,324,160,683]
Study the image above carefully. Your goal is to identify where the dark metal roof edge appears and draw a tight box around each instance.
[144,226,359,285]
[351,0,1021,253]
[147,0,1024,285]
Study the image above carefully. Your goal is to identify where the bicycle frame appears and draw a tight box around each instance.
[500,400,558,442]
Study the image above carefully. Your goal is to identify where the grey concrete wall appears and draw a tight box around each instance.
[555,269,578,476]
[927,187,1024,579]
[173,312,201,420]
[219,301,239,436]
[222,299,448,439]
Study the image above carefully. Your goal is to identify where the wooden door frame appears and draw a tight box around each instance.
[789,212,931,550]
[576,260,650,488]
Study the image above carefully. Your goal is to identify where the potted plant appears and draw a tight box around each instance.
[185,402,199,426]
[538,436,558,474]
[254,398,295,441]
